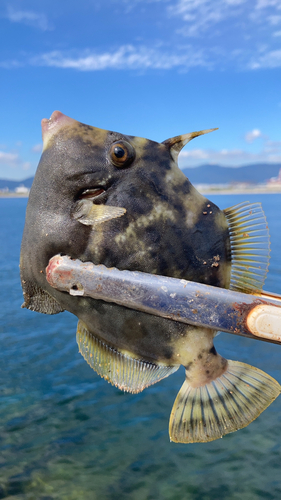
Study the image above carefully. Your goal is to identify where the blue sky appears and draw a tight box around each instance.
[0,0,280,180]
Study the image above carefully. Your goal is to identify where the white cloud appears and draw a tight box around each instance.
[179,147,281,167]
[249,48,281,68]
[267,15,281,25]
[0,148,36,176]
[1,0,281,73]
[0,151,19,166]
[170,0,245,37]
[178,136,281,167]
[172,0,281,36]
[30,45,210,71]
[1,38,281,72]
[180,149,209,160]
[244,129,263,143]
[255,0,281,9]
[264,139,281,153]
[0,59,22,69]
[169,0,281,70]
[32,144,43,153]
[6,6,52,31]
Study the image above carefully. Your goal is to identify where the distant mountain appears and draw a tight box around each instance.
[182,163,281,185]
[0,177,34,190]
[1,163,281,191]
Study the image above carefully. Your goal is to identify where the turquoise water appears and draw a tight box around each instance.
[1,194,281,500]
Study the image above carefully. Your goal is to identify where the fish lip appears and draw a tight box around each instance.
[42,110,64,124]
[78,186,107,202]
[41,110,65,133]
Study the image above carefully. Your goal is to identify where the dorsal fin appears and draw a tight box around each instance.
[162,128,218,162]
[76,321,179,393]
[224,201,270,294]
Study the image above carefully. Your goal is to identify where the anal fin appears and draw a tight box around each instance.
[77,320,179,393]
[169,360,280,443]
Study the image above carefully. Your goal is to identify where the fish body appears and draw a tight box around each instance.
[20,111,280,443]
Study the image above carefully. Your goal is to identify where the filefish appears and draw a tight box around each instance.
[20,111,280,443]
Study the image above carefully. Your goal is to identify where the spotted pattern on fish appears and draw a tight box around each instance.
[20,111,280,444]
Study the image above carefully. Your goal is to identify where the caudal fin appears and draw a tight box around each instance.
[169,360,280,443]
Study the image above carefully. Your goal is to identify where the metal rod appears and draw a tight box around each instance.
[46,255,281,345]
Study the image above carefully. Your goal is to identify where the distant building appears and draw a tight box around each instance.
[15,185,30,194]
[268,169,281,185]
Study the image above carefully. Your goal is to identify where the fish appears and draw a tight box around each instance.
[20,110,280,443]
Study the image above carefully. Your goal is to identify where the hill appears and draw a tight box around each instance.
[182,163,281,185]
[1,163,281,191]
[0,177,34,190]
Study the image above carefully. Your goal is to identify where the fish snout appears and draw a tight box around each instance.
[41,111,77,150]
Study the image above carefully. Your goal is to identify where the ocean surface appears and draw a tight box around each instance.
[1,194,281,500]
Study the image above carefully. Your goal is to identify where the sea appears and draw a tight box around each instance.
[1,194,281,500]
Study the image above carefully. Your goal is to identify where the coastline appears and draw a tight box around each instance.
[198,186,281,195]
[0,193,30,198]
[1,187,281,198]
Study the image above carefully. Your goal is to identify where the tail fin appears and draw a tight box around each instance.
[169,360,280,443]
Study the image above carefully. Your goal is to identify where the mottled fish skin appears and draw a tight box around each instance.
[20,112,281,443]
[20,111,231,364]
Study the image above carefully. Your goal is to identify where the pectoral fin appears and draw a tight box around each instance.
[169,360,280,443]
[72,199,126,226]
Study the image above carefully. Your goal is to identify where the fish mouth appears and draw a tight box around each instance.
[41,110,77,150]
[78,187,106,202]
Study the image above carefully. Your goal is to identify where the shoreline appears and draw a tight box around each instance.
[1,187,281,198]
[0,193,30,198]
[199,187,281,195]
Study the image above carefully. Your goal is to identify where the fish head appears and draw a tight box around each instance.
[20,111,231,314]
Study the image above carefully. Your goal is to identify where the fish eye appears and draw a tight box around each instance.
[109,141,135,168]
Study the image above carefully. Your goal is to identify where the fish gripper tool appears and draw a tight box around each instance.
[46,255,281,345]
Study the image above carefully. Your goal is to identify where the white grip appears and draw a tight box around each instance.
[247,304,281,342]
